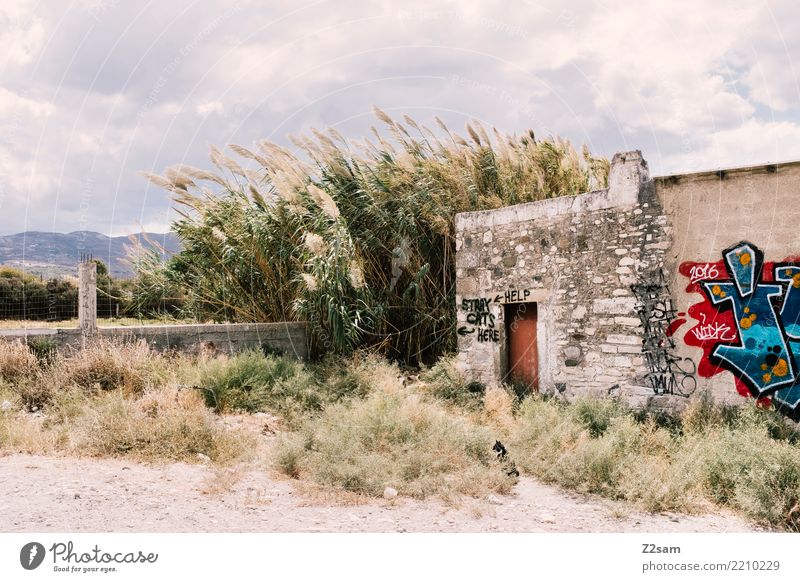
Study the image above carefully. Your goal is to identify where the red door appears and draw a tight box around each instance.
[506,303,539,392]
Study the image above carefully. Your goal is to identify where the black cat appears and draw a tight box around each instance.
[492,440,520,478]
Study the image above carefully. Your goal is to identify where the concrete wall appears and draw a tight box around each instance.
[455,151,800,418]
[657,162,800,416]
[0,322,309,360]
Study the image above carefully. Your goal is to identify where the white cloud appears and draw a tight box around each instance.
[0,0,45,69]
[660,119,800,172]
[195,100,224,117]
[0,87,53,117]
[0,0,799,235]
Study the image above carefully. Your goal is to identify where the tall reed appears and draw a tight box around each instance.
[142,110,608,362]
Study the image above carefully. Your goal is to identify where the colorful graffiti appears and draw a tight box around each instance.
[680,241,800,420]
[631,268,696,396]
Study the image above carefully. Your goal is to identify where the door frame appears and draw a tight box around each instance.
[503,301,539,391]
[498,289,551,393]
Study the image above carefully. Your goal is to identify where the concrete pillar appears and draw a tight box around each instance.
[78,261,97,334]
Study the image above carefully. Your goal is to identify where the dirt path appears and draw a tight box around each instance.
[0,454,759,532]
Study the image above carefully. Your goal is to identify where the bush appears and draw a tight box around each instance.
[420,357,485,409]
[27,337,58,364]
[56,338,156,395]
[196,350,376,427]
[0,267,77,321]
[511,396,695,510]
[508,393,800,527]
[197,349,302,413]
[0,340,39,381]
[275,386,515,499]
[70,387,253,464]
[570,395,625,437]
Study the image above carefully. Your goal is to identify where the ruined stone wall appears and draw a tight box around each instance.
[455,151,672,405]
[456,151,800,419]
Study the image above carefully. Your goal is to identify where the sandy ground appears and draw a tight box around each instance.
[0,453,759,533]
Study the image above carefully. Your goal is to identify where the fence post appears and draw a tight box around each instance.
[78,258,97,334]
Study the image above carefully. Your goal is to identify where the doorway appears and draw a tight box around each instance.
[504,302,539,393]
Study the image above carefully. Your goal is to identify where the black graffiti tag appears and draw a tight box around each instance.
[460,296,499,343]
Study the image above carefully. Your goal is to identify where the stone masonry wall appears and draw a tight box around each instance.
[455,151,672,406]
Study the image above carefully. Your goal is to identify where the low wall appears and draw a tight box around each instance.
[0,322,309,360]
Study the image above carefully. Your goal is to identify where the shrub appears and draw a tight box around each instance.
[508,394,800,526]
[274,387,514,499]
[733,442,800,529]
[0,267,77,320]
[56,337,155,395]
[12,376,53,411]
[196,350,376,427]
[197,349,302,413]
[27,337,58,364]
[420,357,485,409]
[71,387,253,464]
[0,340,38,381]
[570,395,625,437]
[510,396,697,512]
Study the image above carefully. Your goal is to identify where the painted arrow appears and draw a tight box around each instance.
[493,294,502,303]
[457,326,475,336]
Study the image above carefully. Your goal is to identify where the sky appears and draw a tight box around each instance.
[0,0,798,236]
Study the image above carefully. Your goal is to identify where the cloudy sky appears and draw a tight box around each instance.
[1,0,798,236]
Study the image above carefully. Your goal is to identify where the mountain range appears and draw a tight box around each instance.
[0,231,181,279]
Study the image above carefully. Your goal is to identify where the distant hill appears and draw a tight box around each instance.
[0,231,181,279]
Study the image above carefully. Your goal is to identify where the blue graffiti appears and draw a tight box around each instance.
[701,242,800,420]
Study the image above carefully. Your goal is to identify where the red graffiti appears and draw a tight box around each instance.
[679,258,796,405]
[679,261,737,379]
[665,316,687,337]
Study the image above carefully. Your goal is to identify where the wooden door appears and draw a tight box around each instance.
[505,302,539,392]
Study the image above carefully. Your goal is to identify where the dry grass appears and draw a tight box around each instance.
[274,365,516,501]
[0,317,195,329]
[0,385,254,465]
[508,392,800,528]
[70,389,253,464]
[56,338,160,395]
[0,338,251,465]
[0,340,38,381]
[2,341,800,527]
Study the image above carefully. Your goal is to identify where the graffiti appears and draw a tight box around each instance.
[690,313,737,342]
[503,289,531,303]
[680,242,800,420]
[687,263,721,282]
[460,296,499,343]
[631,269,697,396]
[460,290,532,343]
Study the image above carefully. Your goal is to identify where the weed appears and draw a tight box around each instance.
[275,386,514,500]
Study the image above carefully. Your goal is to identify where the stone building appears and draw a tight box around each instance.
[455,152,800,420]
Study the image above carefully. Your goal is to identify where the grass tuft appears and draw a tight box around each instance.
[275,384,514,500]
